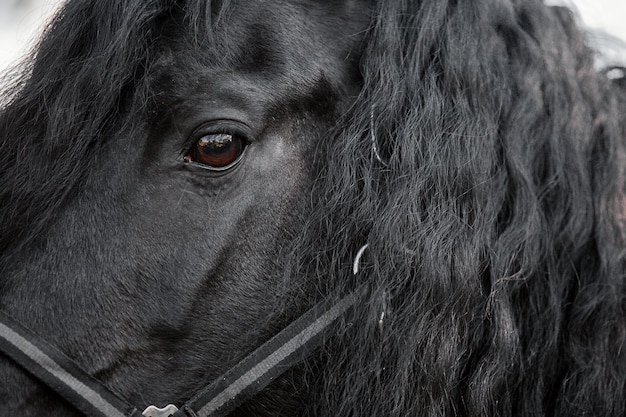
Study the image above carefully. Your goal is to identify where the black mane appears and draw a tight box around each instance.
[1,0,625,416]
[291,1,626,415]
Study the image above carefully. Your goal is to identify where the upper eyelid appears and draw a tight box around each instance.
[186,120,254,147]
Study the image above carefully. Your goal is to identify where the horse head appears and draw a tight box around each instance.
[0,1,371,415]
[1,1,625,416]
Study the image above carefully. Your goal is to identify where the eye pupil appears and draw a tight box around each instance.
[186,133,245,169]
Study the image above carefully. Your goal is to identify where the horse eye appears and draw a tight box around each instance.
[184,133,246,170]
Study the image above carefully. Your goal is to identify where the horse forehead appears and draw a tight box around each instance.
[150,1,368,108]
[184,0,370,66]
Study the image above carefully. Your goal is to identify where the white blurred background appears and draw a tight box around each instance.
[0,0,625,74]
[0,0,62,73]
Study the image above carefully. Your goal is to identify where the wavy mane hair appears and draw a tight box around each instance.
[1,0,625,416]
[293,1,626,415]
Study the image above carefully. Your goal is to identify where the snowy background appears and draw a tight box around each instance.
[0,0,625,74]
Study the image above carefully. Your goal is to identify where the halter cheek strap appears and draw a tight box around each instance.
[171,290,359,417]
[0,245,368,417]
[0,311,141,417]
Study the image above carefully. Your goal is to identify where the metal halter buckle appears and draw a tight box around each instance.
[143,404,179,417]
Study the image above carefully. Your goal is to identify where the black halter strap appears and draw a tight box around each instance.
[0,246,367,417]
[173,291,358,417]
[0,310,142,417]
[0,292,357,417]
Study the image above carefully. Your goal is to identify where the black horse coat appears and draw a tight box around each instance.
[1,0,625,416]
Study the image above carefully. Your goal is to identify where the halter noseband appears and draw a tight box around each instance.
[0,245,368,417]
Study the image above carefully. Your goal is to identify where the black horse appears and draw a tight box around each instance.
[1,0,625,416]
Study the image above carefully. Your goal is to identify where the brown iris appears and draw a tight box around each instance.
[184,133,245,169]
